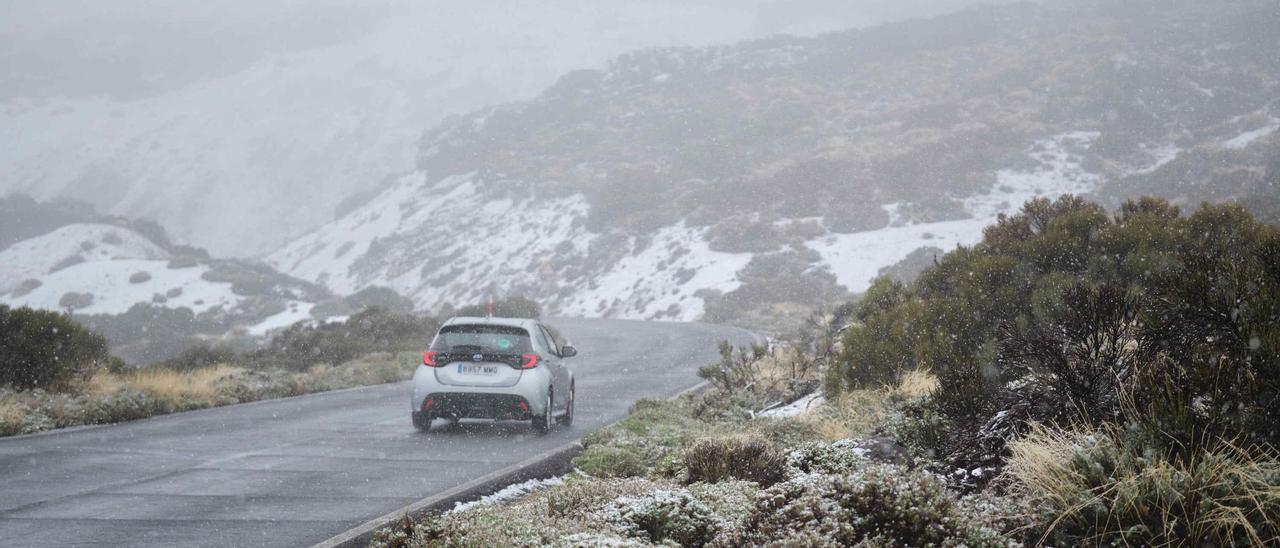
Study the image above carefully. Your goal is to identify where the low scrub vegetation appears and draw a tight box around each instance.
[0,351,413,437]
[372,329,1022,547]
[0,305,121,391]
[0,296,547,437]
[372,196,1279,547]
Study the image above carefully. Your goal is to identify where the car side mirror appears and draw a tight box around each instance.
[560,345,577,358]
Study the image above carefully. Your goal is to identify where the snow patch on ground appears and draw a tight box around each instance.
[0,223,169,293]
[448,475,566,514]
[271,171,750,321]
[248,301,316,336]
[559,223,753,320]
[1129,143,1182,175]
[808,132,1101,293]
[1222,122,1279,149]
[758,392,826,418]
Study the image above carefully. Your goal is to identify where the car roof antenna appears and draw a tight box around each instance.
[486,293,494,318]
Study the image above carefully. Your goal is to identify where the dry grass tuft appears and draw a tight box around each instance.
[0,399,27,432]
[1005,424,1280,546]
[894,369,939,399]
[110,364,241,402]
[799,370,939,441]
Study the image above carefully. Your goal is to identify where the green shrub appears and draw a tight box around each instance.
[157,344,238,371]
[575,445,649,478]
[249,307,439,371]
[449,295,542,319]
[682,434,786,486]
[733,464,1011,547]
[828,196,1280,464]
[0,305,112,390]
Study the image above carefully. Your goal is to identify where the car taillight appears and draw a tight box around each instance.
[519,353,540,369]
[422,351,438,367]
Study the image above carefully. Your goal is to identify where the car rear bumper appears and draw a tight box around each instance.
[416,392,532,420]
[411,364,551,418]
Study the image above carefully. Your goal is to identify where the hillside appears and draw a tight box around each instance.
[270,0,1280,327]
[0,197,344,362]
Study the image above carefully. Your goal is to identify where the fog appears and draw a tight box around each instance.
[0,0,1009,256]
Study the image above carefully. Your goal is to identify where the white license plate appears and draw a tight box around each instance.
[459,363,499,376]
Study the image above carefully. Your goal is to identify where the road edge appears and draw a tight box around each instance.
[312,379,712,548]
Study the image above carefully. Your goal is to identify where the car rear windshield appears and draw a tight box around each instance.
[429,325,532,354]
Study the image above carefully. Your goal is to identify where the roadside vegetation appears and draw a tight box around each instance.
[371,196,1279,547]
[0,296,543,437]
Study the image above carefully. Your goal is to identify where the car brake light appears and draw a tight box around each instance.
[422,351,438,366]
[519,354,539,369]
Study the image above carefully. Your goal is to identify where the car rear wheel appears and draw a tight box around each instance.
[412,412,432,432]
[532,393,552,434]
[558,383,575,426]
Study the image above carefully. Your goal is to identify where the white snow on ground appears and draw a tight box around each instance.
[808,131,1102,293]
[1130,143,1182,175]
[0,223,168,293]
[270,171,752,321]
[247,301,316,336]
[2,259,242,315]
[558,223,754,321]
[268,172,446,296]
[448,475,566,514]
[758,392,826,418]
[1222,122,1280,149]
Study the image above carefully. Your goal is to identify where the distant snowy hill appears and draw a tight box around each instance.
[0,210,338,362]
[269,0,1280,328]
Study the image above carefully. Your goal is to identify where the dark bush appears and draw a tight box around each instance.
[11,279,42,298]
[0,305,113,390]
[683,434,786,486]
[829,196,1280,470]
[158,344,238,371]
[58,291,94,310]
[449,295,541,319]
[310,286,414,318]
[249,307,439,371]
[128,271,152,284]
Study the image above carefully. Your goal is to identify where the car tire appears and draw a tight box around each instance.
[558,382,575,426]
[412,412,432,432]
[532,392,552,434]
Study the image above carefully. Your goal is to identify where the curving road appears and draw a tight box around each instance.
[0,318,754,548]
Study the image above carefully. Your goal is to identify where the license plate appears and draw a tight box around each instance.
[459,363,498,376]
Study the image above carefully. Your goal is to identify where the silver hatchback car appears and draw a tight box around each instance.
[411,317,576,433]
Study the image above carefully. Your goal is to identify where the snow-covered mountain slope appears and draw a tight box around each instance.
[2,1,1000,257]
[0,223,168,293]
[0,219,328,340]
[269,173,755,320]
[270,0,1280,325]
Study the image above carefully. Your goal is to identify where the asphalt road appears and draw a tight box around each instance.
[0,318,754,548]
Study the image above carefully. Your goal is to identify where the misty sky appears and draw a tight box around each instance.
[1,0,1015,255]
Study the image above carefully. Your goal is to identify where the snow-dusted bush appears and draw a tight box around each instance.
[598,488,721,547]
[785,439,873,477]
[731,463,1012,547]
